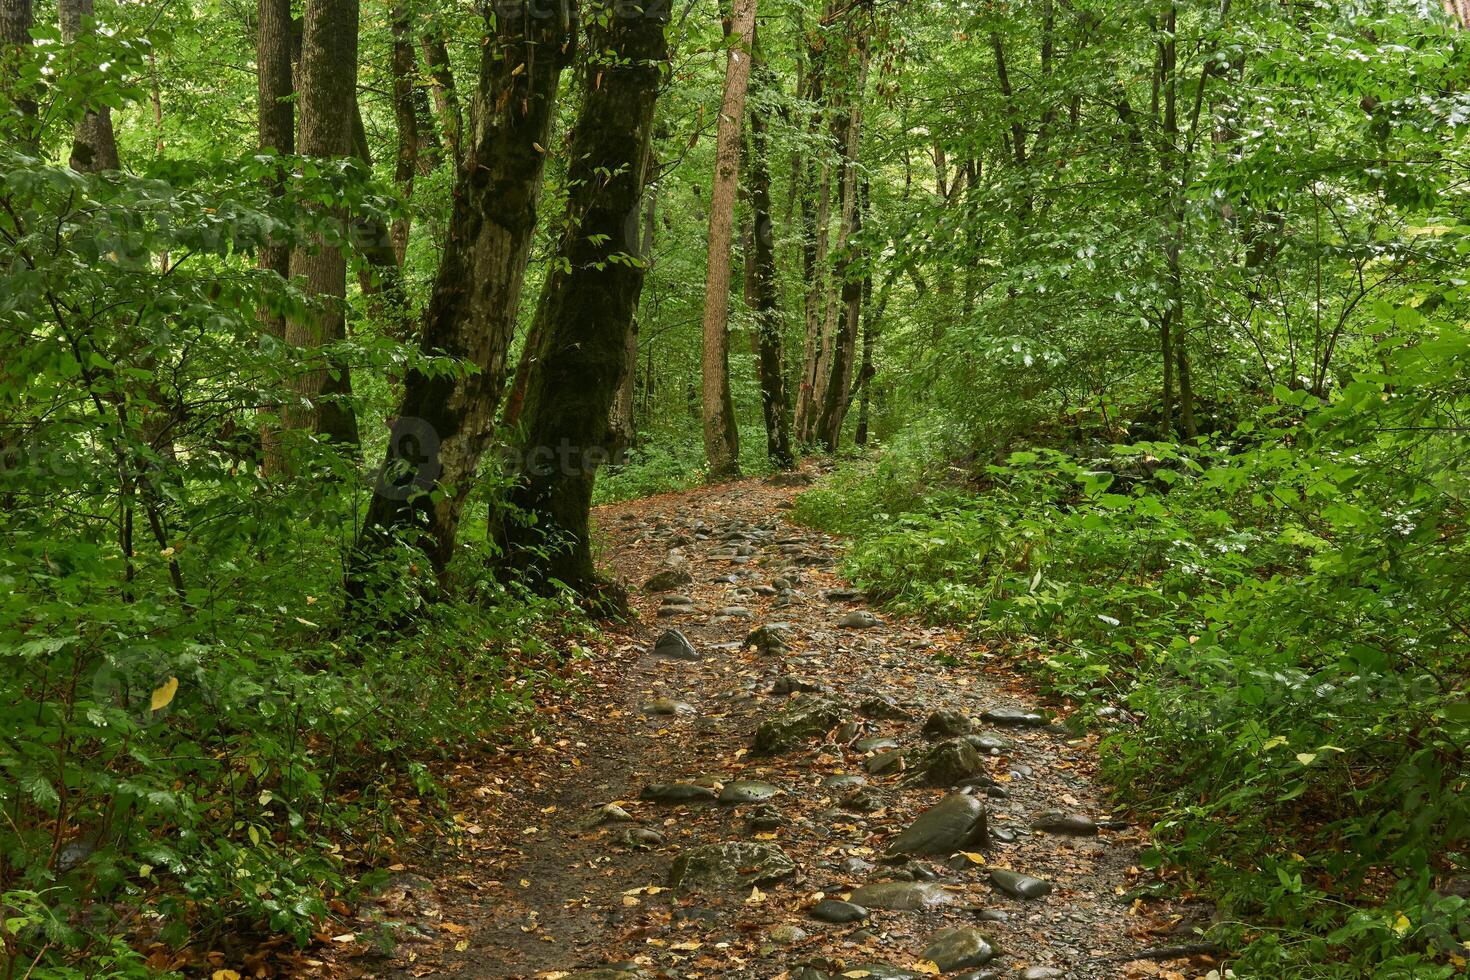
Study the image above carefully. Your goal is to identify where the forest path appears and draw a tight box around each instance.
[337,473,1208,980]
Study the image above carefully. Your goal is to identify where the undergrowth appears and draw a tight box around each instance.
[796,324,1470,978]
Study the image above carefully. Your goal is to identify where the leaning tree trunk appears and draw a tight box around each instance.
[610,149,659,458]
[352,1,577,589]
[284,0,360,448]
[746,35,793,470]
[420,33,461,167]
[815,27,870,450]
[58,0,118,171]
[699,0,757,481]
[492,0,669,600]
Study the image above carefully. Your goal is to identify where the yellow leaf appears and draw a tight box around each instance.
[1296,752,1317,766]
[1392,912,1411,936]
[911,961,941,976]
[212,972,241,980]
[1262,735,1288,751]
[150,676,179,712]
[455,939,470,952]
[622,895,640,906]
[842,973,873,979]
[959,851,986,865]
[744,886,766,906]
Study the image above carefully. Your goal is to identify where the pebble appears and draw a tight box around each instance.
[990,868,1054,899]
[652,629,699,660]
[809,899,869,923]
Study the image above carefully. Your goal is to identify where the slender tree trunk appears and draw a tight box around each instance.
[1160,3,1195,438]
[746,34,793,470]
[700,0,756,480]
[58,0,118,171]
[389,2,421,263]
[285,0,360,448]
[352,1,577,588]
[815,28,869,450]
[1,0,36,146]
[256,0,294,473]
[493,0,668,600]
[420,34,462,167]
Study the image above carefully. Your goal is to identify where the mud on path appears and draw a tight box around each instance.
[333,475,1215,980]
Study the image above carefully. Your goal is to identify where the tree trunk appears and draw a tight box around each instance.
[420,34,461,167]
[610,172,658,456]
[285,0,360,448]
[389,2,421,264]
[815,28,869,451]
[492,0,668,600]
[352,1,576,587]
[746,34,794,470]
[700,0,756,481]
[256,0,294,473]
[1,0,36,145]
[58,0,118,171]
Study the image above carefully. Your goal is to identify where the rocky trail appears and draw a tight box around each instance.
[333,476,1215,980]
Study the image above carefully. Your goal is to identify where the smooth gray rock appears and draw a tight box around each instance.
[771,675,826,695]
[753,695,843,754]
[887,792,989,857]
[668,842,797,892]
[822,774,867,789]
[719,780,780,804]
[990,868,1053,900]
[865,749,908,775]
[1020,969,1064,980]
[847,880,954,910]
[839,611,881,629]
[980,706,1046,727]
[769,924,808,944]
[919,926,997,972]
[653,629,699,660]
[859,694,911,720]
[810,899,869,924]
[1030,810,1098,836]
[640,782,717,803]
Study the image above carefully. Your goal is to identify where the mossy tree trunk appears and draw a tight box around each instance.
[352,0,576,590]
[493,0,669,599]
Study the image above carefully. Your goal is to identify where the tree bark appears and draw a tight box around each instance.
[1,0,36,146]
[389,2,422,263]
[353,0,577,587]
[285,0,360,448]
[256,0,294,472]
[815,26,869,450]
[58,0,119,171]
[420,34,462,167]
[700,0,756,481]
[746,33,794,470]
[492,0,668,599]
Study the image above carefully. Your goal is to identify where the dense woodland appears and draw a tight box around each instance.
[1,0,1469,973]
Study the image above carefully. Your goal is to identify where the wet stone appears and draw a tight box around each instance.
[1020,969,1064,980]
[887,792,989,857]
[668,841,797,892]
[753,695,844,754]
[716,606,755,619]
[919,926,997,972]
[810,899,869,924]
[640,782,718,803]
[825,588,862,602]
[980,706,1046,727]
[719,779,780,804]
[840,611,881,629]
[822,774,867,790]
[990,868,1053,900]
[659,593,694,606]
[653,629,699,661]
[1030,810,1098,836]
[922,708,974,740]
[965,734,1010,754]
[847,881,954,910]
